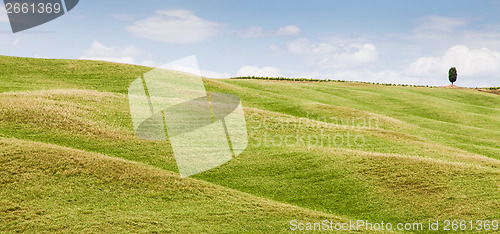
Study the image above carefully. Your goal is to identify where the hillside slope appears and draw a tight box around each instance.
[0,137,348,232]
[0,56,499,232]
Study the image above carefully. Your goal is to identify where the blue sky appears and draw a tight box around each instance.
[1,0,500,87]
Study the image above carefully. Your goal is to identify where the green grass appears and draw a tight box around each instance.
[1,138,347,233]
[0,55,499,233]
[0,56,151,93]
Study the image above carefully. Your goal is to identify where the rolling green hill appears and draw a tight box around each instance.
[1,56,499,233]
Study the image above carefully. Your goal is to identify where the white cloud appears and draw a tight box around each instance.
[12,37,20,46]
[0,5,9,22]
[275,25,302,36]
[112,13,134,21]
[462,30,500,51]
[238,26,265,38]
[126,9,220,44]
[283,44,499,87]
[160,62,231,78]
[238,25,301,38]
[141,60,157,67]
[201,69,231,78]
[415,16,468,33]
[80,41,155,66]
[288,38,379,69]
[404,16,470,42]
[269,44,280,53]
[236,65,283,77]
[405,45,500,86]
[406,45,500,77]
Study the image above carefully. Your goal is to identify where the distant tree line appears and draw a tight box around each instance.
[230,76,498,89]
[230,76,438,88]
[231,76,335,82]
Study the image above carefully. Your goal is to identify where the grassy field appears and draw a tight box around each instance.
[0,55,499,233]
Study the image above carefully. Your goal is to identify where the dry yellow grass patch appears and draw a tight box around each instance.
[0,137,355,232]
[0,89,130,140]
